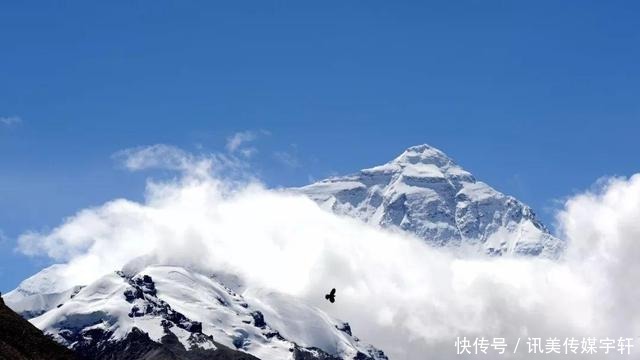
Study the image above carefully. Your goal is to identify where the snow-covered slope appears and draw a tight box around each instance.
[17,263,386,360]
[3,264,83,320]
[294,144,563,257]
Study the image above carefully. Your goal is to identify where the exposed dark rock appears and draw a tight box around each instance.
[263,330,285,341]
[71,327,260,360]
[122,273,203,334]
[52,273,261,359]
[336,322,352,336]
[0,295,77,360]
[250,311,266,329]
[293,346,341,360]
[123,287,144,302]
[293,345,388,360]
[356,350,388,360]
[128,305,144,318]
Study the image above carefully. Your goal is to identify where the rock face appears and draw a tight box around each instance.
[10,264,387,360]
[0,294,77,360]
[66,325,259,360]
[295,144,563,257]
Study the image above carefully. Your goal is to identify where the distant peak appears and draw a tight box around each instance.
[404,144,439,152]
[391,144,454,167]
[359,144,460,176]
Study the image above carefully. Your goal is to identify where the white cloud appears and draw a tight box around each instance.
[226,131,256,153]
[114,144,197,172]
[15,146,640,359]
[555,175,640,338]
[0,115,22,126]
[225,130,270,157]
[112,144,249,181]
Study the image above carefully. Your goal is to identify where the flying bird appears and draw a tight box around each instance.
[325,288,336,303]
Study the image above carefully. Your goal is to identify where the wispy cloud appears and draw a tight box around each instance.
[0,115,22,127]
[225,130,270,158]
[112,144,249,181]
[114,144,199,172]
[226,131,257,153]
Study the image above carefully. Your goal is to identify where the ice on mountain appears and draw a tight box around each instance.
[25,264,386,360]
[295,144,563,257]
[3,264,83,319]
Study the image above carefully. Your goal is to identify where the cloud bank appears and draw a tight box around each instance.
[17,146,640,359]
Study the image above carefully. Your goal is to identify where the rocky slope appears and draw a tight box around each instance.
[0,294,77,360]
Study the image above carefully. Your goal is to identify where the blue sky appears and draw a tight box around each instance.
[1,1,639,292]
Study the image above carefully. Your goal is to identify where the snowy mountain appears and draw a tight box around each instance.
[4,263,387,360]
[3,264,84,320]
[294,144,563,257]
[4,143,564,360]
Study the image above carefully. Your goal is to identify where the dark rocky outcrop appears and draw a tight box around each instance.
[292,345,388,360]
[0,294,77,360]
[52,273,261,360]
[71,327,260,360]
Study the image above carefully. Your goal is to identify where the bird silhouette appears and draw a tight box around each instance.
[325,288,336,303]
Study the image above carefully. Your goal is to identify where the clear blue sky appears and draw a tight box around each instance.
[1,1,639,292]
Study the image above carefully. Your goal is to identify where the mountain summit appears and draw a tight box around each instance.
[296,144,562,257]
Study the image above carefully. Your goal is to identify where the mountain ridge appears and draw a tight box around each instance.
[6,263,387,360]
[295,144,562,257]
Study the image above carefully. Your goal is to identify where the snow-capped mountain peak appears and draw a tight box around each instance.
[360,144,475,185]
[3,264,83,320]
[296,144,563,257]
[375,144,456,168]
